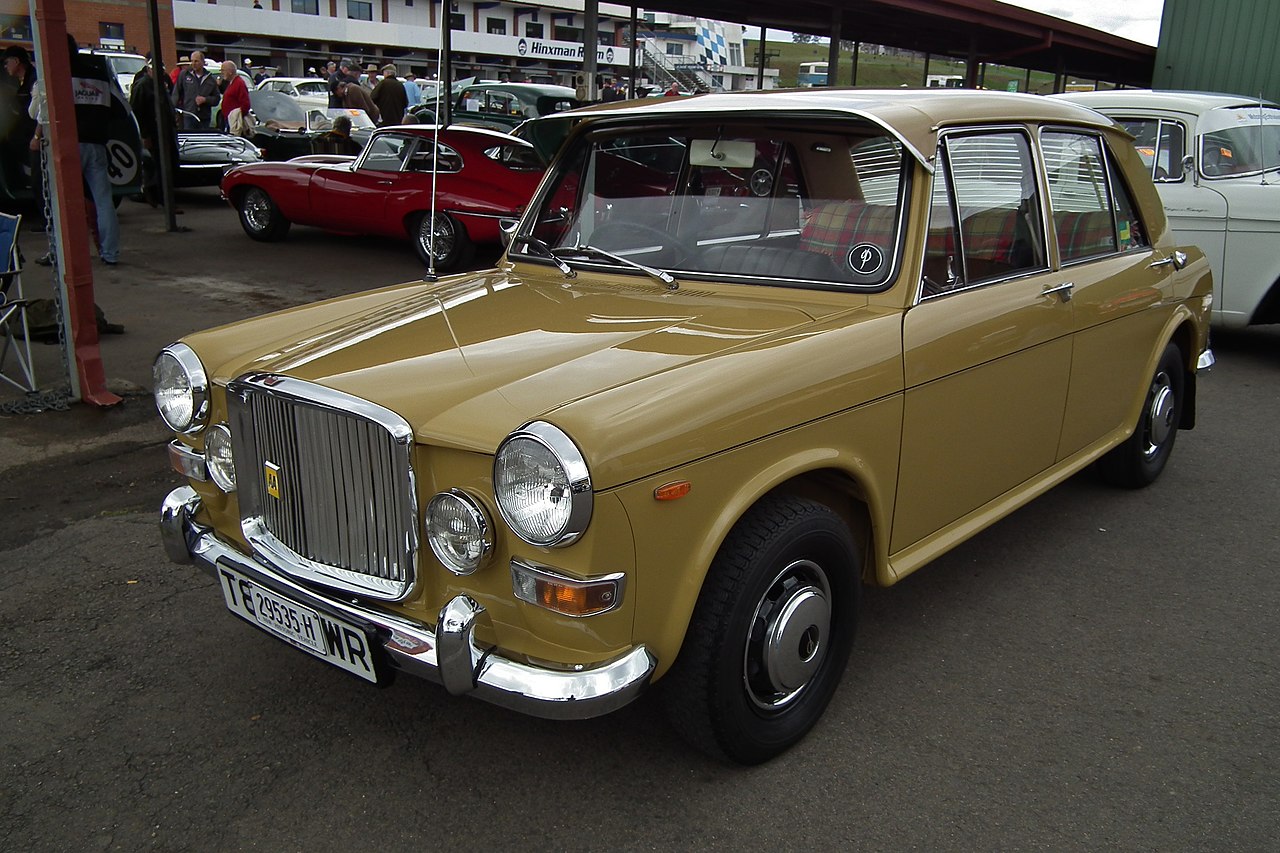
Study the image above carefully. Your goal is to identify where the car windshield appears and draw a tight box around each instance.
[307,108,377,132]
[517,120,908,288]
[1198,105,1280,178]
[250,89,306,128]
[295,81,329,98]
[108,55,146,78]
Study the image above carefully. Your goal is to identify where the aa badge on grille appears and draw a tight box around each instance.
[264,461,282,499]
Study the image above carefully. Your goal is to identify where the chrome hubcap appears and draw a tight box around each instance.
[1143,372,1175,460]
[419,214,455,260]
[744,559,832,711]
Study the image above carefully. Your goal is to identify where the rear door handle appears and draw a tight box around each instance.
[1042,281,1074,302]
[1149,250,1188,270]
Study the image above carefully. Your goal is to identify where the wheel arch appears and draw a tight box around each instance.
[1249,273,1280,326]
[633,443,894,682]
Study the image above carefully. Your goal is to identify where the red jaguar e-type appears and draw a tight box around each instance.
[219,125,545,270]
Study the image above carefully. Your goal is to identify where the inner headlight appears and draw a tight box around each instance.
[204,423,236,492]
[494,421,592,547]
[153,343,208,433]
[426,490,492,575]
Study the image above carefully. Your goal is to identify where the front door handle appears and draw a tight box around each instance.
[1042,281,1074,302]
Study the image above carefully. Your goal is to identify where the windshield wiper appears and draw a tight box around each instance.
[518,236,576,277]
[552,244,679,290]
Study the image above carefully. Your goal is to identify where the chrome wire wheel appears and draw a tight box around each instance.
[1141,369,1177,461]
[242,188,272,233]
[417,212,456,261]
[743,558,832,711]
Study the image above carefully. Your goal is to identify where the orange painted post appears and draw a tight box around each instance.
[32,0,122,408]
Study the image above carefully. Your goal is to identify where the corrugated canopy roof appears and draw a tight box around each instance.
[642,0,1156,87]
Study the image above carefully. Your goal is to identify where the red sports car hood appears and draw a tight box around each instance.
[196,267,860,460]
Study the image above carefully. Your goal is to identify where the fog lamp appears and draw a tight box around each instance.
[204,423,236,492]
[426,490,492,575]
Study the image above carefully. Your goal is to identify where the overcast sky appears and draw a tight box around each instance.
[1001,0,1164,46]
[746,1,1165,48]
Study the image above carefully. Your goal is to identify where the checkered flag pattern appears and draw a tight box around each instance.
[697,19,728,66]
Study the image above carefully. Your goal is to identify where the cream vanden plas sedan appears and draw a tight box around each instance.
[156,90,1215,764]
[1058,89,1280,328]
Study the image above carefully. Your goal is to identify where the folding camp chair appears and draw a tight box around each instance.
[0,212,38,392]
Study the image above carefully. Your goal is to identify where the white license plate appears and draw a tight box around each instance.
[217,565,379,683]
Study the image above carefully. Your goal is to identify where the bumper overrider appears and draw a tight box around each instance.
[161,486,655,719]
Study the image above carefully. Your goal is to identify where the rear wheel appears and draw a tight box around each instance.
[412,211,474,271]
[236,186,290,242]
[1098,342,1184,488]
[662,495,859,764]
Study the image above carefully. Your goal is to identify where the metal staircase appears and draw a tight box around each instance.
[638,39,711,93]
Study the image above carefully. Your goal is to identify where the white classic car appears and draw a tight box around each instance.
[1058,90,1280,328]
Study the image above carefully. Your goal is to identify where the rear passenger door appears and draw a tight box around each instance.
[893,128,1075,554]
[1039,129,1172,459]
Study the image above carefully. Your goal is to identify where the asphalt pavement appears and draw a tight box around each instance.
[1,189,1277,850]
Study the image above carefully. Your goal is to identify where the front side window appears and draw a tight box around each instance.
[347,1,372,21]
[925,130,1047,294]
[291,0,319,15]
[525,22,544,38]
[487,18,506,35]
[518,121,909,288]
[1118,117,1186,181]
[359,134,414,173]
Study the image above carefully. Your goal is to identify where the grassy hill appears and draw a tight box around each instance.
[747,39,1112,94]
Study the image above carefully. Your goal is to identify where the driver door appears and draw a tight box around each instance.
[310,133,414,231]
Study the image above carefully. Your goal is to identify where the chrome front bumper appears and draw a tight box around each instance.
[161,486,655,720]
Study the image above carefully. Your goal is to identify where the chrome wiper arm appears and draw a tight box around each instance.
[554,244,679,290]
[519,236,575,278]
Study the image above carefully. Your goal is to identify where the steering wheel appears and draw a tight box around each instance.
[588,221,696,266]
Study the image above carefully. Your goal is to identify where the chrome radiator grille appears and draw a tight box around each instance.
[228,375,418,601]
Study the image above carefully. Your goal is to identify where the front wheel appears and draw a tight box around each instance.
[1097,342,1185,488]
[662,495,859,764]
[236,186,290,242]
[412,211,474,272]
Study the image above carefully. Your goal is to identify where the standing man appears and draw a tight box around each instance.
[69,37,120,264]
[328,58,356,107]
[2,46,38,199]
[402,71,422,113]
[172,51,220,129]
[371,64,408,127]
[130,56,177,206]
[220,61,252,137]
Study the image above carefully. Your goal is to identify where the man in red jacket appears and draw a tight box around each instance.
[219,61,252,136]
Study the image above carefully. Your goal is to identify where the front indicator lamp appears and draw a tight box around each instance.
[511,558,624,618]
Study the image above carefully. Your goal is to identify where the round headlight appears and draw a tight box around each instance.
[153,344,208,433]
[426,490,492,575]
[204,423,236,492]
[494,421,592,547]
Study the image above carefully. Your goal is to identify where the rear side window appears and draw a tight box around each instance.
[1041,130,1148,263]
[1041,132,1119,263]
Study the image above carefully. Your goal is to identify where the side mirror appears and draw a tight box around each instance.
[1182,154,1197,185]
[499,218,518,248]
